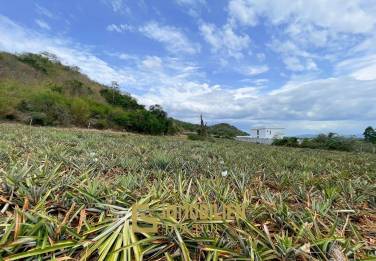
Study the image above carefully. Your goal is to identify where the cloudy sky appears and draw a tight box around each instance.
[1,0,376,135]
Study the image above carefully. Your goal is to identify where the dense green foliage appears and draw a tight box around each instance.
[100,88,144,110]
[0,124,375,260]
[364,126,376,144]
[0,52,177,135]
[273,133,376,153]
[272,136,299,147]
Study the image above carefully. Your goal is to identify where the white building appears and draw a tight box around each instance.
[250,127,284,139]
[236,127,285,144]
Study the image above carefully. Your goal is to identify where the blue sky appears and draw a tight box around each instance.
[1,0,376,135]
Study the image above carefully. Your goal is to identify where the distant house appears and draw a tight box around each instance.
[250,127,284,139]
[236,127,285,144]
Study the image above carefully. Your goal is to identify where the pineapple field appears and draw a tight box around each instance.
[0,123,375,260]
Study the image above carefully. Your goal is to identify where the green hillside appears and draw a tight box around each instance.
[209,123,248,137]
[0,51,246,137]
[0,52,177,134]
[173,119,248,137]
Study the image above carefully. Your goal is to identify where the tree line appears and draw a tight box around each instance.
[273,127,376,153]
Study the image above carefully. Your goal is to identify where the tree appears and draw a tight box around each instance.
[40,52,59,63]
[149,104,167,119]
[198,114,208,138]
[111,81,119,104]
[70,98,90,125]
[149,105,172,135]
[363,126,376,143]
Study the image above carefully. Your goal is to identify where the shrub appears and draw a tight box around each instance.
[276,134,357,152]
[64,80,93,97]
[30,112,48,126]
[100,88,144,110]
[187,133,206,141]
[17,53,52,74]
[89,118,109,129]
[273,137,299,147]
[187,133,214,142]
[29,91,71,125]
[70,98,90,125]
[4,113,16,120]
[87,101,112,119]
[49,83,64,94]
[111,109,131,129]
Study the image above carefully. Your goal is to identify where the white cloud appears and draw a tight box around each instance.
[243,65,269,76]
[175,0,206,17]
[35,4,55,19]
[269,39,314,59]
[252,78,269,86]
[103,0,130,14]
[336,54,376,81]
[139,22,200,55]
[283,57,304,72]
[269,40,319,72]
[232,0,376,34]
[117,53,137,61]
[285,23,329,48]
[226,0,376,75]
[228,0,257,26]
[106,24,134,33]
[141,56,162,70]
[0,15,133,85]
[139,75,376,130]
[35,19,50,30]
[256,53,266,62]
[199,23,250,59]
[232,87,259,100]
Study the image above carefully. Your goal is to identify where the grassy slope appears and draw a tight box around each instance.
[0,51,246,136]
[0,52,106,112]
[0,123,375,260]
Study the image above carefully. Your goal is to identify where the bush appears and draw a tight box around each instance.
[111,109,131,129]
[187,134,205,141]
[64,80,93,97]
[273,137,299,147]
[30,112,48,126]
[17,53,52,74]
[70,98,90,125]
[4,113,16,120]
[100,88,143,110]
[187,133,214,142]
[29,91,71,125]
[49,83,64,94]
[275,134,357,152]
[89,118,109,129]
[87,101,112,119]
